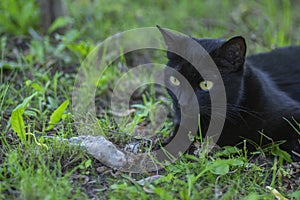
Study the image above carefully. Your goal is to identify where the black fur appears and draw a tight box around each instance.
[159,27,300,161]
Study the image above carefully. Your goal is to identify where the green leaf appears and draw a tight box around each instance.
[16,92,38,110]
[46,99,69,131]
[85,159,92,168]
[209,159,228,174]
[11,92,37,142]
[215,146,241,157]
[11,108,26,142]
[210,164,229,175]
[208,158,244,175]
[229,158,244,166]
[271,146,292,162]
[31,82,44,93]
[48,17,73,34]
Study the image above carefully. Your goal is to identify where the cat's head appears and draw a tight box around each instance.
[157,26,246,117]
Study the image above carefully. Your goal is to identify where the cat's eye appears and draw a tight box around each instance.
[199,80,213,91]
[169,76,180,86]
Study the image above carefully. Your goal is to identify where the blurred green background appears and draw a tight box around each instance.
[1,0,300,52]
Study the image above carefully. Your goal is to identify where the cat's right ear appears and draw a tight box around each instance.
[157,25,181,60]
[219,36,247,71]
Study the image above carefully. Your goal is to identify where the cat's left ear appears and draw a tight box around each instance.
[219,36,246,71]
[157,25,185,60]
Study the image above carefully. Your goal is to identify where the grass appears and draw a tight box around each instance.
[0,0,300,199]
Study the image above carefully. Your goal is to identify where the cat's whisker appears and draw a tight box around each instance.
[227,104,264,121]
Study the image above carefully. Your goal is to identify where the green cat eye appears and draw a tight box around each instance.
[169,76,180,86]
[199,80,213,91]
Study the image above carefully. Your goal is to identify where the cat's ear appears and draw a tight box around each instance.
[157,25,182,60]
[157,25,177,47]
[219,36,246,71]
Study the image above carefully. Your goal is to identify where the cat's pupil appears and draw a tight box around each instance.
[199,80,213,91]
[169,76,180,86]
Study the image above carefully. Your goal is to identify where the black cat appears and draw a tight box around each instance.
[158,26,300,161]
